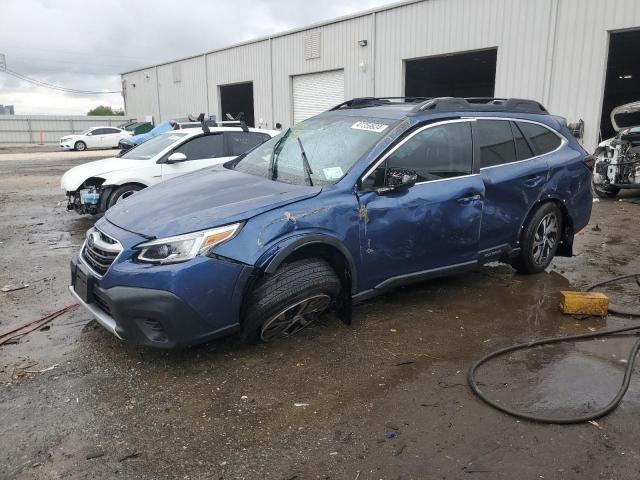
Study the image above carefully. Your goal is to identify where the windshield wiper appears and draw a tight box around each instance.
[296,137,314,186]
[268,129,289,180]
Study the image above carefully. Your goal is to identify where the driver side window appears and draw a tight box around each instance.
[371,122,473,187]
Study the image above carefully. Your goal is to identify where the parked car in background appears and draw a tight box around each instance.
[593,100,640,198]
[59,127,132,151]
[119,120,154,136]
[61,126,277,214]
[117,121,177,153]
[68,97,593,349]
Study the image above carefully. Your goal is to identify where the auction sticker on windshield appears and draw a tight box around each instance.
[323,167,344,180]
[351,121,389,133]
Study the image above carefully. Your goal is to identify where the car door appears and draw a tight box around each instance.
[85,128,103,148]
[101,128,122,147]
[356,119,484,290]
[160,133,230,181]
[476,119,551,257]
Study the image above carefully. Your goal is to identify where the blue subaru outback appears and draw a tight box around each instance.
[69,97,593,348]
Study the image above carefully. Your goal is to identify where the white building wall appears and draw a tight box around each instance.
[122,67,160,122]
[270,14,374,126]
[122,0,640,152]
[547,0,640,151]
[156,55,208,121]
[206,40,272,128]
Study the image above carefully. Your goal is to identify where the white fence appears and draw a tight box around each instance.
[0,115,136,145]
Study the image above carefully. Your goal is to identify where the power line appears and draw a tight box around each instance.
[0,44,164,62]
[2,67,121,94]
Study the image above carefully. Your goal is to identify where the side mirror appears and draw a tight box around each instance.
[376,167,417,194]
[166,152,187,164]
[86,132,93,136]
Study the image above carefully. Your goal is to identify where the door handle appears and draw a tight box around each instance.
[457,193,482,204]
[524,175,544,188]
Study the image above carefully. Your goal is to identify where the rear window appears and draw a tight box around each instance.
[225,132,271,156]
[476,120,517,168]
[510,122,534,161]
[517,122,561,156]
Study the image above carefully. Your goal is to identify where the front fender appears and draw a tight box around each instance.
[256,233,357,279]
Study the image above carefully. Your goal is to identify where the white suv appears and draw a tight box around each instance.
[59,127,132,151]
[61,126,277,214]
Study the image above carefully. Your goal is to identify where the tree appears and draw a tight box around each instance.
[87,105,124,116]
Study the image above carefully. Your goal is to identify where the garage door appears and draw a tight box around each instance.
[292,70,345,124]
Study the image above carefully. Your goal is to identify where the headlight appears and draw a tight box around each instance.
[136,223,242,264]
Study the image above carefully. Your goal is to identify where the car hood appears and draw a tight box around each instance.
[104,166,322,239]
[611,101,640,132]
[60,157,149,191]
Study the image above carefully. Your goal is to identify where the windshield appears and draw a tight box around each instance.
[121,132,188,160]
[231,115,394,185]
[80,129,92,135]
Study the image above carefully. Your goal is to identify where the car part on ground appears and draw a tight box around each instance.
[68,97,593,348]
[468,273,640,424]
[593,100,640,198]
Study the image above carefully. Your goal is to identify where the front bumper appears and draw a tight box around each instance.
[59,141,73,149]
[70,239,253,348]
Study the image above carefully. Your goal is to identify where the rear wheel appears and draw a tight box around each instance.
[74,141,87,151]
[593,182,620,198]
[512,203,562,274]
[241,258,341,344]
[106,184,143,209]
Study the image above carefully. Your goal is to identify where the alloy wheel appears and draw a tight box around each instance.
[532,212,558,266]
[260,294,331,342]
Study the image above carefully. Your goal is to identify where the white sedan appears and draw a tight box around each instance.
[59,126,132,151]
[61,126,277,215]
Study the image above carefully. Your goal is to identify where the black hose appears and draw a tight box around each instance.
[468,273,640,424]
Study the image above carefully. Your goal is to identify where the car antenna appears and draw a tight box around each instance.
[197,113,210,135]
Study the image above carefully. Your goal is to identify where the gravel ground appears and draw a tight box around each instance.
[1,154,640,480]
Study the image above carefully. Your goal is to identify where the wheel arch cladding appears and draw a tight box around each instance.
[257,236,356,324]
[521,197,574,257]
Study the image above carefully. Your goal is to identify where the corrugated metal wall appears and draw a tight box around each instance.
[157,55,208,120]
[0,115,134,145]
[206,40,272,127]
[122,0,640,152]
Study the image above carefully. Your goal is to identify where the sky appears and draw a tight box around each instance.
[0,0,397,115]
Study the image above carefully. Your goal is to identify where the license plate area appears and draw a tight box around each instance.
[73,263,94,304]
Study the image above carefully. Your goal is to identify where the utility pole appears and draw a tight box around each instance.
[0,53,6,72]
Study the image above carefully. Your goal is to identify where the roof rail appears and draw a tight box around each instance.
[330,97,430,110]
[410,97,548,115]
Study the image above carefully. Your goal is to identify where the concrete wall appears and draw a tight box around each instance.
[122,0,640,152]
[0,116,135,145]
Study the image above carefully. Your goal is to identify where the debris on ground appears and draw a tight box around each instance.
[560,291,609,316]
[85,451,105,460]
[0,304,78,346]
[1,282,29,292]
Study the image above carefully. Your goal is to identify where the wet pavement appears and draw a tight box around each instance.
[1,155,640,479]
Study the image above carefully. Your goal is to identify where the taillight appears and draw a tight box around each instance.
[583,155,595,171]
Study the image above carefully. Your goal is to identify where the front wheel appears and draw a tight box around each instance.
[241,258,341,344]
[106,184,143,209]
[74,141,87,151]
[512,203,562,274]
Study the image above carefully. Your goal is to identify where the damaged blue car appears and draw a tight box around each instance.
[70,97,593,348]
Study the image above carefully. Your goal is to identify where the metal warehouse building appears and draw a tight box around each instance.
[121,0,640,152]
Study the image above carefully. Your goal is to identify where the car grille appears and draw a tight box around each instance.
[81,228,122,276]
